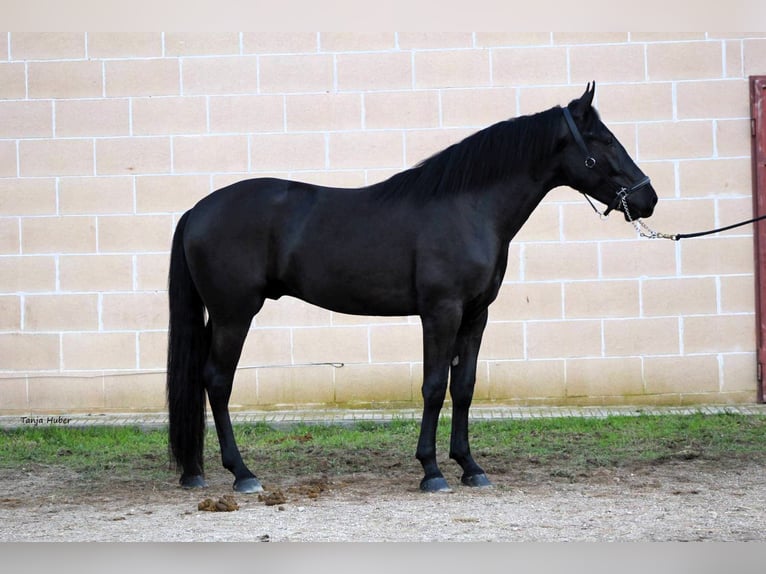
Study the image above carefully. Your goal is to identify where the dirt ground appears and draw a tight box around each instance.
[2,453,765,542]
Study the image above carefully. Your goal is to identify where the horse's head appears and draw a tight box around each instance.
[559,83,657,221]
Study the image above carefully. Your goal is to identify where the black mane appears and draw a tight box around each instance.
[371,105,563,201]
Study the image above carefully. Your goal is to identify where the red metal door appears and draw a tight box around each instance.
[751,76,766,403]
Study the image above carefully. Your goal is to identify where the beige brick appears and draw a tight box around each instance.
[677,80,749,120]
[560,203,637,242]
[28,61,102,99]
[566,357,643,397]
[720,275,755,313]
[716,119,751,158]
[24,294,98,331]
[414,50,490,89]
[292,326,369,364]
[476,33,551,47]
[102,292,167,330]
[638,121,714,160]
[725,40,743,78]
[0,378,27,411]
[493,47,568,86]
[286,94,361,132]
[87,33,162,58]
[0,179,57,216]
[683,314,754,354]
[28,377,105,411]
[242,33,318,54]
[490,282,562,321]
[600,240,677,278]
[642,198,716,240]
[105,59,179,97]
[135,175,209,214]
[0,296,21,330]
[0,219,19,254]
[721,353,757,393]
[132,96,207,135]
[173,135,248,174]
[364,91,439,129]
[515,202,561,242]
[62,332,136,370]
[678,158,752,198]
[440,87,517,127]
[523,243,599,281]
[320,33,395,52]
[0,101,52,138]
[98,214,173,253]
[255,298,332,328]
[0,141,15,177]
[398,33,473,49]
[0,333,59,370]
[743,39,766,76]
[59,176,134,215]
[336,52,412,91]
[518,85,592,116]
[96,137,171,175]
[369,324,422,363]
[292,171,366,188]
[164,33,239,56]
[329,313,406,327]
[256,365,335,406]
[487,359,566,400]
[404,128,474,166]
[328,131,403,169]
[0,256,56,292]
[554,33,629,44]
[647,42,723,80]
[19,139,93,177]
[22,216,96,254]
[181,56,259,95]
[238,328,291,367]
[209,95,285,133]
[56,98,130,137]
[105,372,165,410]
[478,322,524,360]
[335,363,413,404]
[0,62,26,98]
[596,83,674,122]
[680,237,754,275]
[136,253,170,291]
[526,320,601,359]
[59,254,133,292]
[250,133,326,171]
[259,54,334,94]
[565,280,640,319]
[138,331,167,370]
[570,44,645,84]
[642,277,718,317]
[644,355,720,394]
[717,197,755,238]
[11,33,85,60]
[604,317,680,356]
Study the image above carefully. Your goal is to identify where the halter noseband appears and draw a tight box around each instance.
[562,106,651,218]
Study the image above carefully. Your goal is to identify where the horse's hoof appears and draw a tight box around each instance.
[461,473,493,488]
[420,476,452,493]
[233,477,264,493]
[180,474,207,489]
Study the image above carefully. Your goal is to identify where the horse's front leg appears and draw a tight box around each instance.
[416,304,462,492]
[449,308,492,487]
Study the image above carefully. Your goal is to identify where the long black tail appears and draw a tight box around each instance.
[167,211,209,477]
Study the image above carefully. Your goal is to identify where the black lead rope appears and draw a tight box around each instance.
[668,213,766,241]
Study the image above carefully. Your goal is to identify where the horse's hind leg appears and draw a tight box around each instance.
[449,308,492,487]
[204,316,263,493]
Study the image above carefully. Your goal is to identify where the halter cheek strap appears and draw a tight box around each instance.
[562,107,596,169]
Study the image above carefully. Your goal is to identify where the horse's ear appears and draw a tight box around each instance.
[570,81,596,118]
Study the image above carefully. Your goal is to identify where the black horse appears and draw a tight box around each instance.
[167,83,657,493]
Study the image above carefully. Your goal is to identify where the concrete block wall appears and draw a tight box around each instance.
[1,32,765,413]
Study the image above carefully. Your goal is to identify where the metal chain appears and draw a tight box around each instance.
[619,189,677,241]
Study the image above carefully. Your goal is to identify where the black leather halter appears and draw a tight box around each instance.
[562,106,651,217]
